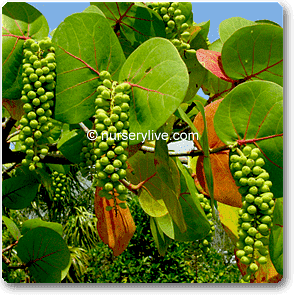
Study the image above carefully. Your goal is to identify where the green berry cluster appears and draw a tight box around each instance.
[79,71,131,202]
[230,146,274,283]
[19,37,56,171]
[150,2,191,52]
[196,193,215,253]
[51,171,68,201]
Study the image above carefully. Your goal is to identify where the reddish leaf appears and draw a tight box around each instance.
[196,49,234,83]
[193,99,242,208]
[2,98,24,121]
[94,187,136,256]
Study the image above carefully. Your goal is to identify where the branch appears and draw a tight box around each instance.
[120,172,157,194]
[2,241,18,253]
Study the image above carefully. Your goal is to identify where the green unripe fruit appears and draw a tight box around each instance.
[41,102,50,110]
[121,103,130,111]
[115,183,126,194]
[23,84,32,93]
[100,156,110,166]
[242,213,253,222]
[36,108,45,116]
[29,119,39,129]
[110,113,119,123]
[235,250,246,258]
[247,177,256,186]
[259,203,269,211]
[36,87,45,95]
[20,118,29,126]
[114,146,124,155]
[27,91,37,100]
[39,148,48,155]
[31,98,40,106]
[249,151,259,160]
[240,256,251,265]
[22,126,32,135]
[104,182,114,191]
[112,106,122,115]
[247,205,257,215]
[101,89,111,100]
[246,159,255,169]
[244,246,253,254]
[27,111,36,120]
[257,171,269,180]
[40,125,50,132]
[111,173,120,182]
[259,184,270,193]
[23,103,33,113]
[21,95,30,103]
[247,227,258,237]
[258,256,268,265]
[261,192,273,203]
[33,59,42,69]
[44,109,52,117]
[108,126,117,134]
[253,197,262,206]
[99,70,111,80]
[104,164,114,174]
[253,166,263,175]
[117,169,127,179]
[163,14,170,22]
[42,66,50,75]
[245,194,254,203]
[230,155,240,163]
[33,130,42,140]
[103,117,112,126]
[254,240,264,249]
[33,156,40,162]
[119,112,128,121]
[25,67,35,76]
[106,137,115,146]
[241,222,251,231]
[29,55,38,63]
[26,149,34,157]
[181,22,189,31]
[236,241,245,250]
[258,224,269,234]
[29,73,38,82]
[115,121,124,131]
[95,123,106,132]
[260,215,272,224]
[97,171,107,180]
[239,177,248,186]
[244,236,254,245]
[256,178,265,187]
[249,186,258,195]
[249,263,259,273]
[242,146,252,156]
[259,248,269,256]
[113,159,122,168]
[255,158,265,167]
[25,137,34,146]
[28,164,36,171]
[242,166,251,176]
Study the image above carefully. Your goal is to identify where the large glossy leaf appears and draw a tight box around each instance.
[127,151,180,218]
[57,124,86,164]
[155,169,210,242]
[221,24,283,86]
[2,98,25,121]
[154,133,186,232]
[269,198,283,275]
[21,219,63,237]
[150,217,172,256]
[91,2,165,46]
[2,2,49,99]
[119,38,189,145]
[52,12,125,124]
[214,81,283,197]
[2,173,40,209]
[16,227,70,283]
[219,17,255,44]
[2,216,21,241]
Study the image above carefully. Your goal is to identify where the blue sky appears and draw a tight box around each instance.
[26,2,283,152]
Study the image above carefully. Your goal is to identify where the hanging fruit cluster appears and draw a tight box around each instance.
[149,2,191,53]
[51,171,69,201]
[230,146,274,283]
[79,71,131,208]
[19,37,56,171]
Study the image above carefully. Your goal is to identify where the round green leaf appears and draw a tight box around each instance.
[16,227,70,283]
[221,24,283,86]
[2,216,21,241]
[21,219,63,236]
[2,174,40,209]
[52,12,125,124]
[2,2,49,99]
[214,81,283,197]
[119,38,189,145]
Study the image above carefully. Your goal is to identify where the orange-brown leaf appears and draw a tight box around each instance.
[94,186,136,256]
[2,98,24,121]
[193,99,242,207]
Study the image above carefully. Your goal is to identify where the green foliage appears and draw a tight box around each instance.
[83,196,240,283]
